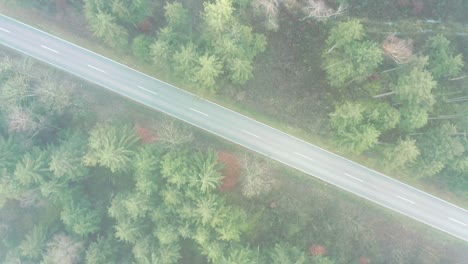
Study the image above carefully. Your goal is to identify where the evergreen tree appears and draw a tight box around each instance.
[425,34,464,79]
[19,225,48,260]
[82,123,139,173]
[84,236,118,264]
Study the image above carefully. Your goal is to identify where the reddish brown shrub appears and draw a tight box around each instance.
[309,244,326,256]
[398,0,410,7]
[136,125,158,144]
[360,256,370,264]
[138,18,154,34]
[218,151,241,192]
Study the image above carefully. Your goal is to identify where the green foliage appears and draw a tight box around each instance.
[172,42,199,80]
[330,101,397,154]
[330,101,365,131]
[195,194,220,226]
[49,132,88,182]
[191,151,224,194]
[110,0,151,25]
[424,35,464,79]
[19,225,48,260]
[326,19,364,51]
[312,256,336,264]
[399,105,429,132]
[192,54,223,91]
[164,2,190,31]
[0,136,21,172]
[323,20,383,88]
[219,247,258,264]
[114,217,143,244]
[14,147,50,187]
[150,38,172,66]
[202,0,266,86]
[269,243,307,264]
[365,102,400,131]
[215,207,246,242]
[335,124,380,154]
[228,57,253,85]
[154,225,179,245]
[107,193,127,221]
[202,0,235,36]
[82,124,139,173]
[154,243,182,264]
[61,200,101,237]
[161,149,193,188]
[132,35,153,62]
[395,64,437,108]
[414,123,465,178]
[133,145,164,196]
[148,0,265,90]
[84,236,118,264]
[86,9,129,49]
[123,192,151,220]
[131,235,156,263]
[200,240,226,263]
[84,0,150,49]
[384,138,420,170]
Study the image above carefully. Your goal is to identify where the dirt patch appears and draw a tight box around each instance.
[218,151,241,192]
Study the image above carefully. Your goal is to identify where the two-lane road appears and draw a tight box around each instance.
[1,14,467,242]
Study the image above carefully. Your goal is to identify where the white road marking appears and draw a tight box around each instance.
[293,152,314,162]
[41,45,59,53]
[449,217,467,226]
[396,195,416,204]
[344,173,364,182]
[87,64,106,73]
[189,108,208,117]
[0,27,10,33]
[241,129,261,139]
[137,85,157,95]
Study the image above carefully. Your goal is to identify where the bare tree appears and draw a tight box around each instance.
[0,55,13,75]
[7,107,46,137]
[240,155,277,198]
[302,0,346,22]
[42,233,83,264]
[153,118,194,147]
[253,0,280,31]
[36,74,74,115]
[19,189,42,208]
[382,34,413,64]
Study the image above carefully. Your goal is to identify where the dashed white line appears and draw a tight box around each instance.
[40,45,59,53]
[189,108,208,117]
[0,27,10,33]
[449,217,467,226]
[344,173,364,182]
[137,85,157,95]
[396,195,416,204]
[293,152,314,162]
[87,64,106,73]
[241,129,261,139]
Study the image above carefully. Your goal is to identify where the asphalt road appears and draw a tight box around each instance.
[1,14,468,242]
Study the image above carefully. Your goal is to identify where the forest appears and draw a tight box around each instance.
[0,0,468,263]
[9,0,467,199]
